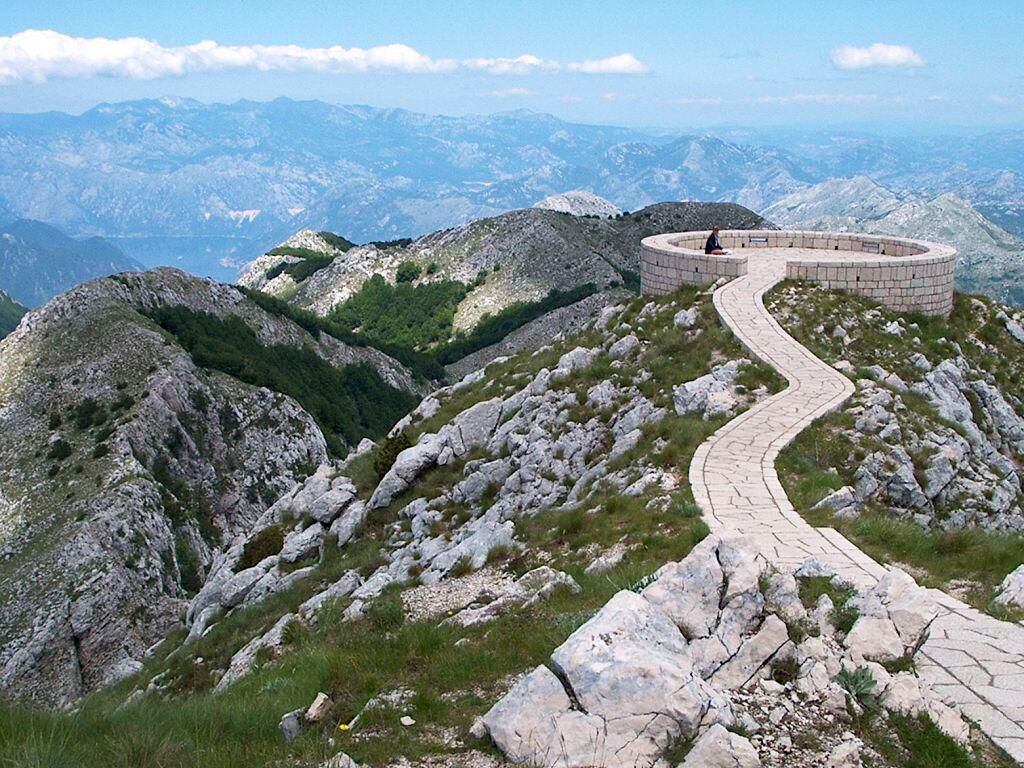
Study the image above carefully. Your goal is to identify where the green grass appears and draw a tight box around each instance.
[0,283,796,768]
[766,283,1024,413]
[0,521,707,768]
[769,282,1024,617]
[868,713,1015,768]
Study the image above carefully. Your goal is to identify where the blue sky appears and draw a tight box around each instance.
[0,0,1021,128]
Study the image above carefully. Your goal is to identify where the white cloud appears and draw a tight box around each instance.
[488,87,537,97]
[0,29,649,83]
[675,97,724,105]
[831,43,924,70]
[751,93,879,104]
[567,53,648,74]
[560,95,584,103]
[673,93,879,107]
[990,94,1014,105]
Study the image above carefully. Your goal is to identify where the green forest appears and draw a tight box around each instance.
[148,307,417,456]
[328,274,469,350]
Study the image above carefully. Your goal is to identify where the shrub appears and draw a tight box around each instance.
[435,283,598,364]
[317,231,355,251]
[239,286,444,381]
[174,534,202,595]
[374,431,411,479]
[425,261,439,275]
[73,398,106,430]
[148,307,417,455]
[47,439,72,460]
[329,274,467,349]
[395,261,422,284]
[238,524,285,570]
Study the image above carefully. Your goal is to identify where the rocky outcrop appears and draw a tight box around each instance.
[481,538,957,768]
[533,190,621,218]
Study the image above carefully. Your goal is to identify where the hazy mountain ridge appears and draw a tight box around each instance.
[0,219,142,307]
[763,178,1024,306]
[0,100,818,278]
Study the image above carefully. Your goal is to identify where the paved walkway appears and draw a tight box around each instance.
[689,249,1024,762]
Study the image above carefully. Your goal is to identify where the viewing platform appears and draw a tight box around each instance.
[641,230,956,316]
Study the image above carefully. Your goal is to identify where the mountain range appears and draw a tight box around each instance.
[0,219,141,307]
[763,176,1024,306]
[0,98,1011,280]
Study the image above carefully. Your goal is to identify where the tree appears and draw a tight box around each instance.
[395,261,422,283]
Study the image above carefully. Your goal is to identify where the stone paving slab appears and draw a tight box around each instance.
[688,248,1024,762]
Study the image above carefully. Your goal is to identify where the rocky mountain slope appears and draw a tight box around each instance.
[0,267,1019,768]
[763,178,1024,306]
[239,202,770,331]
[0,219,142,307]
[0,268,418,706]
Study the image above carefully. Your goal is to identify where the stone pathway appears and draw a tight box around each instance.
[689,248,1024,762]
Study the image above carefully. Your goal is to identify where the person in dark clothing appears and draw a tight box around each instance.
[705,226,727,255]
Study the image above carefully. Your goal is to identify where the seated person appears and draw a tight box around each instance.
[705,226,729,255]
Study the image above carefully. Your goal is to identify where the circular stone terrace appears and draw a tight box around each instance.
[641,230,956,316]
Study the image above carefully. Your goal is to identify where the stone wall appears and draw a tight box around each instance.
[640,233,746,295]
[641,230,956,316]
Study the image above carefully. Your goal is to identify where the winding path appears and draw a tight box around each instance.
[689,249,1024,762]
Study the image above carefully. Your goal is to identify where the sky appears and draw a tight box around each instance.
[0,0,1021,129]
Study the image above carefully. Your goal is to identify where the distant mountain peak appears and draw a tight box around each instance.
[533,190,621,218]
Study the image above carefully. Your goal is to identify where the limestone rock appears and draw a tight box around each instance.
[608,333,640,360]
[482,665,606,768]
[305,691,333,723]
[680,723,761,768]
[279,523,324,563]
[279,708,304,742]
[674,360,748,420]
[826,739,862,768]
[995,564,1024,609]
[674,307,699,329]
[843,616,904,662]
